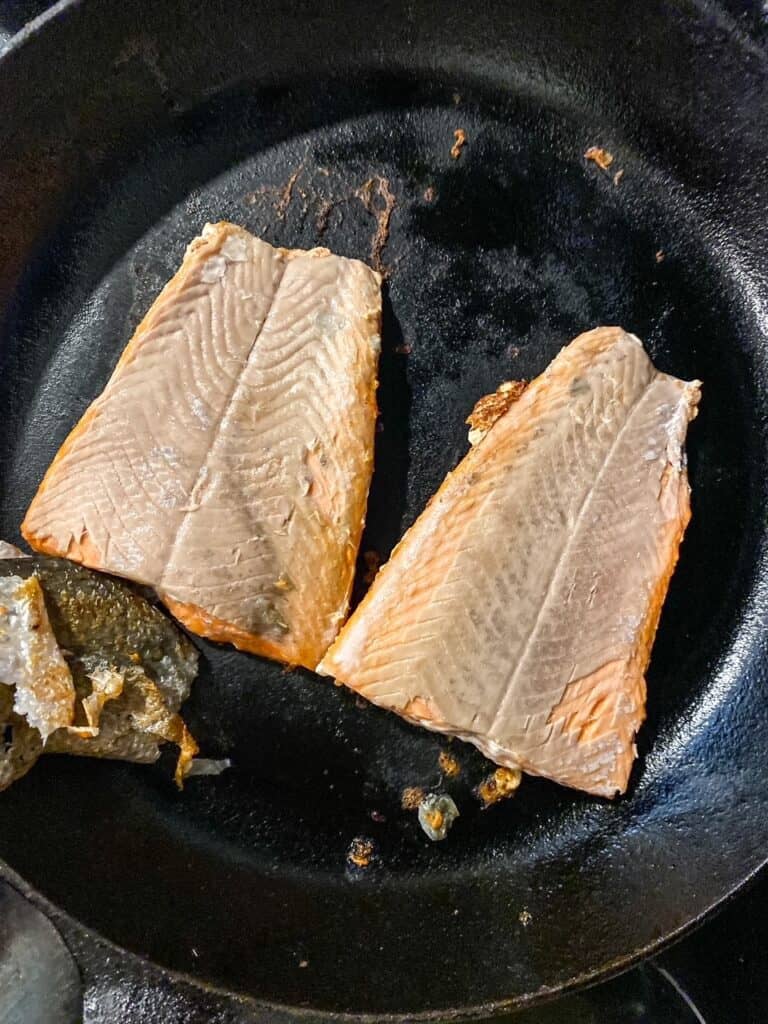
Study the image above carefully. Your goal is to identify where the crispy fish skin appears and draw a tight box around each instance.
[319,328,701,797]
[22,223,381,669]
[0,557,198,779]
[0,683,43,791]
[0,574,75,740]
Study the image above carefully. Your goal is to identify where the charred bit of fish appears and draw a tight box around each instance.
[451,129,468,159]
[467,380,527,446]
[418,793,460,842]
[476,766,523,808]
[438,749,461,778]
[584,146,614,171]
[401,785,426,811]
[347,836,376,869]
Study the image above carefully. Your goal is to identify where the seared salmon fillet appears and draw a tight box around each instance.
[319,328,701,796]
[22,223,381,669]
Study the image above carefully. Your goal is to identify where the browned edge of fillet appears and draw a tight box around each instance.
[160,594,301,666]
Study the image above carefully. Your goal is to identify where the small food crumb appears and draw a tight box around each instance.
[394,343,412,355]
[347,836,375,868]
[519,909,532,927]
[298,960,309,968]
[418,793,460,841]
[129,651,141,663]
[369,809,386,823]
[191,947,199,958]
[438,750,461,778]
[451,129,468,160]
[613,168,625,186]
[362,550,382,586]
[401,785,426,811]
[476,766,523,808]
[655,249,666,263]
[185,757,231,778]
[452,92,462,105]
[584,146,614,171]
[423,186,437,203]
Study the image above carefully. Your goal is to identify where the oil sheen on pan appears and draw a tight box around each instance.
[21,222,382,670]
[319,327,701,797]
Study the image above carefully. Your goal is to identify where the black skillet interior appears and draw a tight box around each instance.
[1,0,768,1017]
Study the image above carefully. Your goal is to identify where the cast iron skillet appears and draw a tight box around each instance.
[1,0,767,1017]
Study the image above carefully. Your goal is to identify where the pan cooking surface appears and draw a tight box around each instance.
[0,1,767,1017]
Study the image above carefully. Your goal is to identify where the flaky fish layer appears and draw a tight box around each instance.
[22,223,382,668]
[319,328,701,797]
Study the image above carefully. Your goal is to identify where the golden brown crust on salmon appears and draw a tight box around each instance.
[160,594,305,666]
[466,380,528,446]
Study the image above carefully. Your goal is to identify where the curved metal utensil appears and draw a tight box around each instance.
[0,882,82,1024]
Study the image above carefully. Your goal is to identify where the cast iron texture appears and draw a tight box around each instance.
[0,0,767,1017]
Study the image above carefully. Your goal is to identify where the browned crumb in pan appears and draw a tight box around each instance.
[451,128,467,159]
[418,793,459,841]
[438,749,461,778]
[347,836,375,868]
[401,785,426,810]
[475,766,523,808]
[584,145,614,171]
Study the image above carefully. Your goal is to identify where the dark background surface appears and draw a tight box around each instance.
[75,868,768,1021]
[4,844,766,1020]
[1,0,768,1021]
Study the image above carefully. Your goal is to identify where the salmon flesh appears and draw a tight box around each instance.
[22,223,382,668]
[319,328,701,797]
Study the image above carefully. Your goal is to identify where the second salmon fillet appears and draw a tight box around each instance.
[319,328,700,796]
[22,222,382,669]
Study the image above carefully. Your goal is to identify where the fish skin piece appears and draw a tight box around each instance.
[21,223,382,669]
[319,328,701,798]
[0,556,200,785]
[0,541,26,559]
[0,683,43,791]
[0,574,75,741]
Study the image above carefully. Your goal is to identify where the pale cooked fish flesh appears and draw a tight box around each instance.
[319,327,701,797]
[22,223,382,669]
